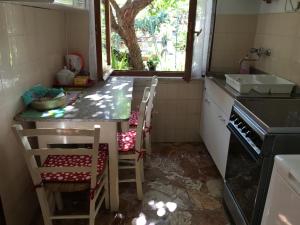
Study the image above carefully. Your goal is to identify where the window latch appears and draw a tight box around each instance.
[194,29,202,36]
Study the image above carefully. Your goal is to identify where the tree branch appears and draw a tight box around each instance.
[110,6,119,31]
[118,0,153,24]
[109,0,121,14]
[123,0,132,8]
[110,5,126,39]
[131,0,154,16]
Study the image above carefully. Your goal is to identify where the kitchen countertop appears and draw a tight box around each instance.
[15,77,134,122]
[207,73,299,99]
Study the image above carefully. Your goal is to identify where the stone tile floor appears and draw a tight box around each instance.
[33,143,231,225]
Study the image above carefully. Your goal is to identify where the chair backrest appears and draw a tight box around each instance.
[145,76,158,128]
[12,125,101,188]
[135,87,151,151]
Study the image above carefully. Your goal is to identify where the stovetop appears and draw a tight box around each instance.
[235,98,300,134]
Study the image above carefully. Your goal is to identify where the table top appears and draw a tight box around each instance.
[15,77,134,122]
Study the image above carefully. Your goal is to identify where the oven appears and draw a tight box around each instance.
[224,98,300,225]
[224,111,273,225]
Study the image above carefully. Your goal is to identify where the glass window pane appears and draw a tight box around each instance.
[101,1,107,67]
[110,0,190,71]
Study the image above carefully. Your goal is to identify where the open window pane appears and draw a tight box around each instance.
[101,1,108,67]
[95,0,112,79]
[109,0,190,72]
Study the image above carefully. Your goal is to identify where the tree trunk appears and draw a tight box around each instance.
[109,0,154,70]
[111,18,145,70]
[121,26,144,70]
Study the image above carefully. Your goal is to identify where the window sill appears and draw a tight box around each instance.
[8,1,88,12]
[111,70,184,78]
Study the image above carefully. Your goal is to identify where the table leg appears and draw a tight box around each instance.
[107,122,119,211]
[121,121,129,132]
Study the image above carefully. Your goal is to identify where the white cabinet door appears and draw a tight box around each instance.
[200,92,217,160]
[212,105,231,178]
[200,90,231,178]
[205,77,234,118]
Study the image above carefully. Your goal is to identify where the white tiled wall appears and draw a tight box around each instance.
[66,10,89,70]
[132,78,203,142]
[217,0,260,14]
[253,13,300,85]
[211,14,258,73]
[0,3,65,225]
[212,0,300,86]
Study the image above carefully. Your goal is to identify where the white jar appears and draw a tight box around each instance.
[56,67,75,85]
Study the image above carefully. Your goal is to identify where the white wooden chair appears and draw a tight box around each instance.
[144,76,158,154]
[128,76,158,154]
[12,124,109,225]
[116,87,151,200]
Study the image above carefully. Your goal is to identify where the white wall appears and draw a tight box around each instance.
[132,78,203,142]
[216,0,260,14]
[66,11,89,70]
[259,0,299,13]
[0,3,65,225]
[217,0,300,14]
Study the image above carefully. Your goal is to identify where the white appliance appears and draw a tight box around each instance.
[261,155,300,225]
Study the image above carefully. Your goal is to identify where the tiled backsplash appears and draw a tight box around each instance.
[211,14,257,73]
[253,13,300,85]
[211,1,300,86]
[132,78,203,142]
[0,3,65,225]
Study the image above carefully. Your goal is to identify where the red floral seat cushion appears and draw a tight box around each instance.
[117,130,136,152]
[41,145,108,183]
[129,110,139,127]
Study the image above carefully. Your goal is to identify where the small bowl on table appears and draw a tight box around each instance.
[31,95,66,111]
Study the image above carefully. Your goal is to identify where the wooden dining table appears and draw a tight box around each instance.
[15,76,134,211]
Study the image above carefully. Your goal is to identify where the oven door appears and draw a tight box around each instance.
[225,123,263,225]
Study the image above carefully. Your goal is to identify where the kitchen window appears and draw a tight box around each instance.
[94,0,214,80]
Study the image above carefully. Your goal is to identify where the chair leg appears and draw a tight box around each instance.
[89,217,95,225]
[54,192,63,211]
[140,159,145,183]
[135,159,143,200]
[145,133,151,154]
[121,121,129,132]
[104,168,110,209]
[36,188,53,225]
[89,196,96,225]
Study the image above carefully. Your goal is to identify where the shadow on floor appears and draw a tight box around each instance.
[32,142,230,225]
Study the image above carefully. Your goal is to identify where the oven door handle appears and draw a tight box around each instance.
[227,123,262,161]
